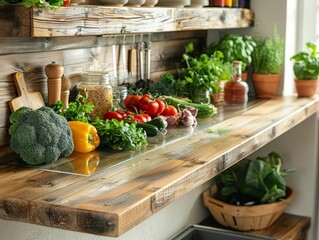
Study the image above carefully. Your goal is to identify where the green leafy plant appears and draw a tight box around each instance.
[252,26,285,74]
[215,151,294,206]
[51,91,94,123]
[0,0,64,9]
[290,42,319,80]
[178,43,227,103]
[91,118,147,151]
[207,34,256,72]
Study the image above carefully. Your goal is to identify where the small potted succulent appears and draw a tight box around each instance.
[290,42,319,97]
[251,26,285,98]
[203,151,295,231]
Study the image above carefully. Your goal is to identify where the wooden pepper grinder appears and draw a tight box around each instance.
[45,61,64,106]
[61,75,71,109]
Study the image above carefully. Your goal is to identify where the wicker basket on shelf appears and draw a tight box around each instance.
[202,184,294,231]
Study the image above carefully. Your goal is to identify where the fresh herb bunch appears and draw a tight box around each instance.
[91,118,147,151]
[252,26,285,74]
[207,34,256,72]
[216,151,294,206]
[146,73,187,97]
[290,42,319,80]
[51,91,94,123]
[178,43,224,103]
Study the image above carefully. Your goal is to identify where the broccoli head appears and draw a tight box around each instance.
[9,106,74,165]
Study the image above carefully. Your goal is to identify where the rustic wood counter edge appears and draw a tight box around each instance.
[0,96,318,237]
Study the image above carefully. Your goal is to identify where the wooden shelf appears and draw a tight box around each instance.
[0,5,254,37]
[0,97,318,237]
[201,213,311,240]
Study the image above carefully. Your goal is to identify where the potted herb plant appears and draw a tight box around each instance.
[207,34,256,81]
[178,43,224,104]
[202,151,294,231]
[251,26,285,98]
[290,42,319,97]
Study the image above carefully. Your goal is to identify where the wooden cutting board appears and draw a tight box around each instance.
[9,72,45,112]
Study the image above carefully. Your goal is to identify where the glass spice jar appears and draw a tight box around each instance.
[112,86,128,110]
[213,0,225,7]
[224,0,232,7]
[78,71,113,120]
[224,61,249,104]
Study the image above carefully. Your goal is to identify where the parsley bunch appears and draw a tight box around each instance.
[91,118,147,151]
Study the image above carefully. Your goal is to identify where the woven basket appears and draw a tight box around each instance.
[202,185,294,231]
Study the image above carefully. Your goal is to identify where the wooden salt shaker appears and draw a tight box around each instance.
[45,61,64,106]
[61,75,71,109]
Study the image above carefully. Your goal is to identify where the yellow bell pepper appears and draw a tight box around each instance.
[68,121,100,153]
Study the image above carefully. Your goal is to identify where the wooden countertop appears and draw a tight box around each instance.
[0,96,318,237]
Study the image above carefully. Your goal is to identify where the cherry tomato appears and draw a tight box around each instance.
[139,113,152,122]
[63,0,71,6]
[117,110,128,117]
[139,95,159,115]
[124,95,142,111]
[103,111,124,121]
[155,98,165,116]
[134,114,148,123]
[162,105,178,117]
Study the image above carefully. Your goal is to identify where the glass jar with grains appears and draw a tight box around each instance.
[78,72,113,120]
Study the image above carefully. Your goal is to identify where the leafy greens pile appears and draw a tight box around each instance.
[215,151,294,205]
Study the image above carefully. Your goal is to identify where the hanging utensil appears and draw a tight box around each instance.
[119,33,130,89]
[128,34,137,84]
[145,34,154,89]
[112,35,118,86]
[136,39,147,90]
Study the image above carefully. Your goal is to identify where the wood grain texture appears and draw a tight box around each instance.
[0,97,317,237]
[0,5,254,37]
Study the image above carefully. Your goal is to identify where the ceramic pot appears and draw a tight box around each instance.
[202,185,294,231]
[97,0,128,6]
[252,73,281,99]
[295,79,319,98]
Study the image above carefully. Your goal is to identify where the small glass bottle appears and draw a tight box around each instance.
[213,0,225,7]
[78,71,113,120]
[232,0,239,7]
[224,0,232,7]
[238,0,245,7]
[224,61,249,104]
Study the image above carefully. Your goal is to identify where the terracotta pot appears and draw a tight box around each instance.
[295,79,319,98]
[242,72,248,82]
[202,185,294,232]
[252,73,281,99]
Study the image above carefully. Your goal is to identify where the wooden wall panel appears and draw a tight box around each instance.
[0,31,206,147]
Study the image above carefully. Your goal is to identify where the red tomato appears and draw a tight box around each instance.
[63,0,71,6]
[162,105,178,117]
[139,113,152,122]
[134,114,148,123]
[103,111,124,121]
[139,95,159,115]
[155,98,165,116]
[124,95,142,111]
